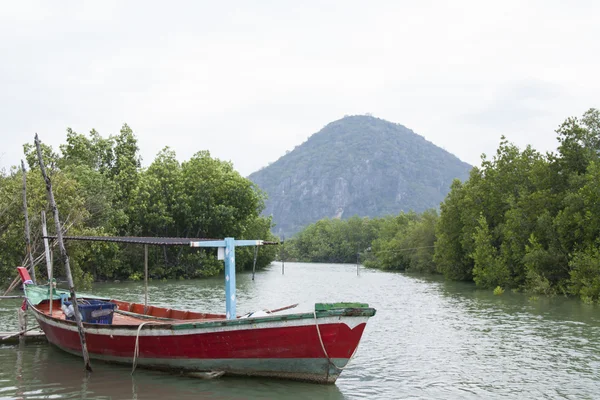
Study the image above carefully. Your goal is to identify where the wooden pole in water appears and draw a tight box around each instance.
[281,234,285,275]
[35,134,92,372]
[144,244,148,313]
[251,246,258,281]
[356,243,360,276]
[41,211,53,316]
[17,308,27,342]
[21,160,36,284]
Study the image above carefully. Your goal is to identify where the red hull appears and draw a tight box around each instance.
[31,301,375,383]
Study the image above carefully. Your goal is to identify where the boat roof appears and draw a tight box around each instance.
[44,236,279,246]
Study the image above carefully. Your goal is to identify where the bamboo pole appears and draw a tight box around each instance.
[3,219,73,296]
[281,235,285,275]
[251,246,258,281]
[3,276,21,296]
[1,326,39,341]
[356,243,360,277]
[21,161,36,284]
[35,134,92,372]
[41,212,52,279]
[17,308,27,344]
[3,252,46,296]
[41,211,53,316]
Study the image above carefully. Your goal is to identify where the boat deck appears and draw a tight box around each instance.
[36,299,227,326]
[43,307,154,325]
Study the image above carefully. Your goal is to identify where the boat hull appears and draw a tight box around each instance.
[33,306,373,383]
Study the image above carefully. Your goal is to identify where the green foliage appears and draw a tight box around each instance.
[364,211,438,272]
[434,179,473,280]
[285,216,378,264]
[432,108,600,301]
[0,125,277,288]
[568,245,600,303]
[522,234,563,296]
[471,214,510,288]
[129,272,142,281]
[286,210,438,273]
[493,286,504,295]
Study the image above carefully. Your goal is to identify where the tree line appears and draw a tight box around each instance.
[0,125,278,288]
[285,109,600,303]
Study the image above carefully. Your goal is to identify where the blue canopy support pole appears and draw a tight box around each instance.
[224,237,236,320]
[190,238,263,320]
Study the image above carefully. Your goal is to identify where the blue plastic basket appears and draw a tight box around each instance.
[64,300,116,324]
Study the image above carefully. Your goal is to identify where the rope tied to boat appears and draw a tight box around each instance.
[313,310,359,372]
[131,321,163,375]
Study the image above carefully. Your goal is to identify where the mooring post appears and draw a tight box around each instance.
[17,308,27,333]
[251,246,258,281]
[356,243,360,276]
[35,134,92,372]
[17,307,27,344]
[224,237,236,320]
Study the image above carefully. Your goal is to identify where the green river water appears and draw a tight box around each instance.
[1,262,599,399]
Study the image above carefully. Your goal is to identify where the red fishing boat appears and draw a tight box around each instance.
[18,236,376,384]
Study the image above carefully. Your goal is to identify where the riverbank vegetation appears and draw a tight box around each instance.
[286,109,600,303]
[0,126,277,288]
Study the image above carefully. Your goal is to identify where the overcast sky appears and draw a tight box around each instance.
[1,1,598,176]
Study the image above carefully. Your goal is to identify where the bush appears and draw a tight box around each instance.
[569,245,600,303]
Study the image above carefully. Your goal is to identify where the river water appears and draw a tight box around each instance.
[1,262,599,399]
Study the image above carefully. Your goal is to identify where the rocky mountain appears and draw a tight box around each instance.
[248,115,472,237]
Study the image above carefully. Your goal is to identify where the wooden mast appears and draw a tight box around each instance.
[21,160,36,284]
[41,211,53,316]
[35,134,92,372]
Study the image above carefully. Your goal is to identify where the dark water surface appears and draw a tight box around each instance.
[1,263,600,399]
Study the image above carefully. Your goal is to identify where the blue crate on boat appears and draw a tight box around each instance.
[64,300,116,324]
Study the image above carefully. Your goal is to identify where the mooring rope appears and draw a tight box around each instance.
[131,321,164,375]
[313,310,359,371]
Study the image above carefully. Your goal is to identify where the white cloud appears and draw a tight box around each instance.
[1,0,598,175]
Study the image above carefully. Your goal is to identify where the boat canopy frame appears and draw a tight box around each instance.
[46,235,279,320]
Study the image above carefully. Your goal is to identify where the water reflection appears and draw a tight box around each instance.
[0,343,347,400]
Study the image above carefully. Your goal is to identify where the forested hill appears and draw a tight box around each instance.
[249,115,472,236]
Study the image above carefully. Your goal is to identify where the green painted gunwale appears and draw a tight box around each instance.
[172,306,376,331]
[25,284,376,331]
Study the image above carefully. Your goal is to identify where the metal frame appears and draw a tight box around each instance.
[191,238,264,319]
